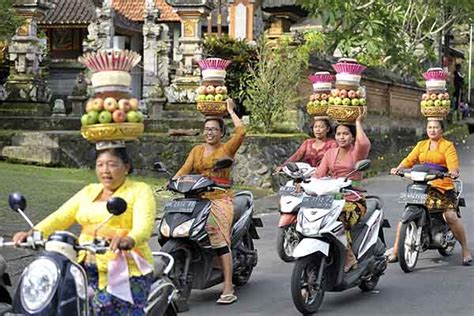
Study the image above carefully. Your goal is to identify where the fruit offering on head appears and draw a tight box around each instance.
[118,99,131,112]
[129,98,139,111]
[104,97,118,112]
[98,110,112,124]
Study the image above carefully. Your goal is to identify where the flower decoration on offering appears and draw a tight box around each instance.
[420,68,450,119]
[78,49,145,145]
[195,58,231,116]
[327,58,367,123]
[307,72,334,116]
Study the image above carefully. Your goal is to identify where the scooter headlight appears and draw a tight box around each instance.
[69,264,87,299]
[21,258,59,312]
[173,219,195,237]
[160,218,170,237]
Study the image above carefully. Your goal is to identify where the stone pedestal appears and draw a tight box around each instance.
[147,97,167,118]
[68,95,88,117]
[165,1,213,104]
[1,0,52,116]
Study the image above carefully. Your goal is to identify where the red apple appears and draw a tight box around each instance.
[348,90,357,98]
[331,89,340,97]
[437,93,445,100]
[355,90,361,98]
[309,94,315,101]
[104,97,118,112]
[129,98,139,111]
[421,93,429,101]
[118,99,131,112]
[205,85,215,94]
[339,89,348,98]
[215,86,225,94]
[429,93,437,100]
[313,93,321,100]
[197,86,207,95]
[112,109,126,123]
[321,93,328,100]
[443,92,449,100]
[220,86,228,94]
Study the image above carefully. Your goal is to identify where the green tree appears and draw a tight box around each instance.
[0,0,24,42]
[243,31,325,133]
[298,0,474,75]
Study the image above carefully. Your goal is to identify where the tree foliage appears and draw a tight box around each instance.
[0,0,24,42]
[298,0,474,75]
[243,31,325,133]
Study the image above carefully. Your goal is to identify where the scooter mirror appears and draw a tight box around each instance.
[8,192,26,212]
[354,159,371,172]
[286,162,299,173]
[213,158,233,171]
[106,197,127,216]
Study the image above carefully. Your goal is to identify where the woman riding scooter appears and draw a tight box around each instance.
[172,99,245,304]
[388,119,472,266]
[314,107,371,272]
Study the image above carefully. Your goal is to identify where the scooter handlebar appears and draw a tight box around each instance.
[151,251,174,275]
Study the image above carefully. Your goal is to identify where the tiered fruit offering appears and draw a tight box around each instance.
[420,92,450,109]
[328,88,367,107]
[81,97,144,126]
[195,85,228,102]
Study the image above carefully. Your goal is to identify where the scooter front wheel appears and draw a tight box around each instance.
[398,221,420,273]
[291,253,326,314]
[276,224,299,262]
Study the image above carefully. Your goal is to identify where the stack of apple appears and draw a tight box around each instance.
[195,84,228,102]
[306,91,330,114]
[81,97,144,126]
[420,92,450,109]
[328,88,367,107]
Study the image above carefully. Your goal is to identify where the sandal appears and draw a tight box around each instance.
[462,257,472,266]
[216,293,238,305]
[387,254,398,263]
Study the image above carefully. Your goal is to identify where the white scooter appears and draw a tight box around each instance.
[290,160,390,314]
[276,162,315,262]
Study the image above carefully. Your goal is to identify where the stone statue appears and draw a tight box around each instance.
[71,72,88,97]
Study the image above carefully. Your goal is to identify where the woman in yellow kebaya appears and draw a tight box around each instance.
[389,119,472,265]
[13,147,156,315]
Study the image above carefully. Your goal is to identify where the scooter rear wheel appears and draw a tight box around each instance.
[291,253,326,314]
[233,233,255,286]
[276,224,299,262]
[398,221,420,273]
[438,229,456,257]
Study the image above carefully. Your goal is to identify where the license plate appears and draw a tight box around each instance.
[164,200,197,213]
[301,196,334,209]
[278,186,302,196]
[399,192,428,204]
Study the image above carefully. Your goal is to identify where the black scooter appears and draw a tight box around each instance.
[0,254,12,314]
[0,193,177,315]
[154,159,263,312]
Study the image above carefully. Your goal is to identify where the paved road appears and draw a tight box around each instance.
[178,135,474,316]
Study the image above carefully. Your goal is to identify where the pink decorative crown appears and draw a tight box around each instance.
[423,68,448,81]
[197,58,231,70]
[332,58,366,75]
[78,49,141,73]
[308,72,334,84]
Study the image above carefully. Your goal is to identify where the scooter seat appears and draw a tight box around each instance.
[358,196,383,225]
[233,191,252,224]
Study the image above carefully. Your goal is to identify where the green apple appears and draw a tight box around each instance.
[98,110,112,123]
[136,111,144,122]
[434,99,442,107]
[328,96,334,105]
[333,97,342,105]
[126,110,140,123]
[442,100,450,107]
[351,98,360,106]
[420,100,427,107]
[320,100,328,106]
[205,94,215,101]
[197,94,207,102]
[88,110,99,124]
[313,100,320,106]
[80,114,93,126]
[426,100,434,107]
[342,98,351,106]
[359,98,367,106]
[307,101,313,108]
[214,94,224,102]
